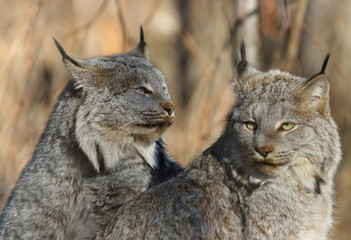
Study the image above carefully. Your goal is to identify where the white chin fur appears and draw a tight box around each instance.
[77,132,157,172]
[98,140,157,171]
[75,113,157,172]
[76,131,101,172]
[135,143,157,168]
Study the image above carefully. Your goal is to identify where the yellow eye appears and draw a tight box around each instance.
[280,122,295,131]
[245,121,257,130]
[136,87,153,95]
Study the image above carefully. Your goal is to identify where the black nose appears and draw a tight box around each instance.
[254,146,274,158]
[162,103,175,116]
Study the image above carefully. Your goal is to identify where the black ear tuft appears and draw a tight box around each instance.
[237,41,247,75]
[240,41,246,63]
[127,27,149,59]
[53,37,79,66]
[306,54,330,83]
[320,54,330,74]
[139,26,146,52]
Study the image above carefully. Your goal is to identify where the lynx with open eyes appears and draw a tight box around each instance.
[230,50,335,179]
[97,43,341,240]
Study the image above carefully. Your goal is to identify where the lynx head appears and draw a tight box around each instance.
[55,27,175,172]
[229,42,340,181]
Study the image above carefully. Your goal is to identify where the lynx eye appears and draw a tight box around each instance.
[279,122,295,131]
[245,121,257,131]
[136,87,153,95]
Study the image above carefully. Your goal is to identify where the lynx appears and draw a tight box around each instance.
[97,43,341,240]
[0,27,183,240]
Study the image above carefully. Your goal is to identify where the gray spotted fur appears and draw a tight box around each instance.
[98,44,341,240]
[0,28,183,240]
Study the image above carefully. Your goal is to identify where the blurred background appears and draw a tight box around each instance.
[0,0,350,238]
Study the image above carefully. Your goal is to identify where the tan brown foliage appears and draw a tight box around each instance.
[0,0,350,238]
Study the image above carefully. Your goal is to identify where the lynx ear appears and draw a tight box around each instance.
[298,74,330,116]
[233,41,261,99]
[236,42,261,77]
[128,26,150,60]
[54,38,106,91]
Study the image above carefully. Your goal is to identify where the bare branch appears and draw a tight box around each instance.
[284,0,309,71]
[64,0,109,37]
[302,23,348,83]
[144,0,163,28]
[114,0,127,50]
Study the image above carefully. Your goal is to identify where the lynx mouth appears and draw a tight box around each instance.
[137,117,175,129]
[254,158,290,166]
[155,116,175,126]
[254,158,290,175]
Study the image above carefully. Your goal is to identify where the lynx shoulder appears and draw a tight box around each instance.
[0,27,183,240]
[98,43,341,240]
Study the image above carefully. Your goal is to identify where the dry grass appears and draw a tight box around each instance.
[0,0,350,239]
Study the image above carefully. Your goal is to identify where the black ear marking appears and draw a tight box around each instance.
[320,54,330,74]
[127,26,149,59]
[314,175,325,195]
[139,25,146,53]
[306,54,330,83]
[53,37,79,66]
[237,41,247,75]
[240,41,246,63]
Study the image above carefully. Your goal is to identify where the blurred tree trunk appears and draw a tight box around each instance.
[300,1,351,239]
[175,0,237,163]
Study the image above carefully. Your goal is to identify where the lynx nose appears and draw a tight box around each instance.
[162,102,175,116]
[255,146,274,158]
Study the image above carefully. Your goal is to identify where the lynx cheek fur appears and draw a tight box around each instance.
[0,27,183,240]
[98,43,341,240]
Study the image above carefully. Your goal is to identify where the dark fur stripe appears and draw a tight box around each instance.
[314,175,325,195]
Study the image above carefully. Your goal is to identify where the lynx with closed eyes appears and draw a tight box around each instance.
[0,28,183,240]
